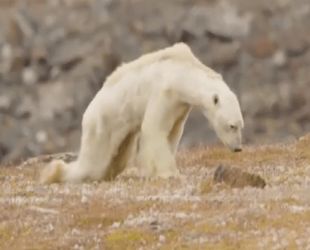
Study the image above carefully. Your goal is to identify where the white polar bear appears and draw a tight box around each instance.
[40,43,244,184]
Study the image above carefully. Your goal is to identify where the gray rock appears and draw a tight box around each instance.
[184,2,252,39]
[214,165,266,189]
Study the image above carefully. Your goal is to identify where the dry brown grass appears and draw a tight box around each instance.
[0,135,310,249]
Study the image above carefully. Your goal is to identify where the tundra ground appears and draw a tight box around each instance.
[0,135,310,250]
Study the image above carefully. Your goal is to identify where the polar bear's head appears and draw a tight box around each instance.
[204,88,244,152]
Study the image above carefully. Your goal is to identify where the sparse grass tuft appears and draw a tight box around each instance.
[75,214,120,229]
[200,180,214,194]
[105,229,156,250]
[296,135,310,164]
[178,145,293,168]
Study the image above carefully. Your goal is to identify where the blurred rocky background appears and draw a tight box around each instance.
[0,0,309,164]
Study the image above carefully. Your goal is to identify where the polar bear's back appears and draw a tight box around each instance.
[104,43,219,87]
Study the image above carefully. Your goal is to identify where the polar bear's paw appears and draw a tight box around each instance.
[139,166,182,179]
[40,160,65,184]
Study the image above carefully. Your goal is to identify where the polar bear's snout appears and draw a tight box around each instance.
[225,134,242,153]
[233,147,242,152]
[208,89,244,153]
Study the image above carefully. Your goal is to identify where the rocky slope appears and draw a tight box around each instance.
[0,0,309,164]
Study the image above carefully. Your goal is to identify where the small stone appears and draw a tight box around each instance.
[15,105,32,119]
[81,195,88,203]
[183,2,252,39]
[73,244,84,250]
[210,42,240,67]
[22,67,38,85]
[50,66,61,78]
[284,34,308,57]
[8,48,28,72]
[111,222,121,228]
[0,96,11,111]
[71,228,81,235]
[272,50,286,67]
[150,220,159,230]
[47,223,54,232]
[1,44,12,60]
[247,35,277,58]
[159,234,166,243]
[36,130,48,143]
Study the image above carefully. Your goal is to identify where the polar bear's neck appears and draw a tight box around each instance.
[104,43,220,87]
[158,58,230,109]
[102,43,231,111]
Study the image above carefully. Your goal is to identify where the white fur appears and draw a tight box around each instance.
[40,43,244,183]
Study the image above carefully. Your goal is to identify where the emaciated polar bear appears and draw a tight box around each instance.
[41,43,244,183]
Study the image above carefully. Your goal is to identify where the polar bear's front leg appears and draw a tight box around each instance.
[138,131,179,178]
[168,106,191,154]
[138,92,180,178]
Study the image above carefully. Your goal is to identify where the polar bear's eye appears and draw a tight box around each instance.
[230,125,237,130]
[213,94,219,105]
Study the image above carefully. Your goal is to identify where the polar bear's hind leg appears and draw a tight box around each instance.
[74,112,126,182]
[103,130,139,181]
[40,160,64,184]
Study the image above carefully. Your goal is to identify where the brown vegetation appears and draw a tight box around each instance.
[0,135,309,249]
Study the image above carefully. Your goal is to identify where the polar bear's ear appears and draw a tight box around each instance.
[213,94,219,106]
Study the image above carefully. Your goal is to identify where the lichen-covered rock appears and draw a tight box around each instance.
[214,165,266,188]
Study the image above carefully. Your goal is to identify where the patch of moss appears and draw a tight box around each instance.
[198,222,221,234]
[0,224,13,243]
[12,190,35,197]
[286,240,299,250]
[0,223,38,250]
[236,208,310,232]
[200,180,214,194]
[296,137,310,164]
[281,197,300,205]
[105,229,155,250]
[75,215,119,229]
[200,238,259,250]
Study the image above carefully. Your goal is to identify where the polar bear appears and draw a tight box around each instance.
[40,43,244,184]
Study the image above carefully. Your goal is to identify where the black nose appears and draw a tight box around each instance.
[234,148,242,152]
